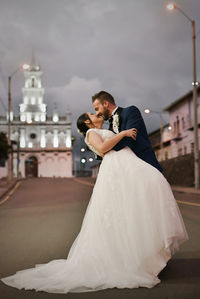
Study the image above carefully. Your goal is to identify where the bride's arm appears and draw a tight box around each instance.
[87,128,137,154]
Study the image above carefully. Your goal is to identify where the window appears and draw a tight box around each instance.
[0,158,6,167]
[176,116,180,136]
[24,97,28,104]
[165,151,168,160]
[184,146,187,155]
[20,114,26,122]
[191,143,194,153]
[173,121,177,134]
[32,78,35,87]
[181,117,185,129]
[41,114,46,122]
[31,97,35,105]
[30,133,37,139]
[34,114,39,121]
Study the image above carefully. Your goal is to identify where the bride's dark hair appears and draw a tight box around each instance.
[77,113,93,136]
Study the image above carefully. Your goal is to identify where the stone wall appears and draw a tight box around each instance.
[160,153,194,187]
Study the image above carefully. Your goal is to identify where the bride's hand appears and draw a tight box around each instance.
[123,128,137,140]
[100,152,105,158]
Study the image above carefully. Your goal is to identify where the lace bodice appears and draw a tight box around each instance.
[85,128,115,156]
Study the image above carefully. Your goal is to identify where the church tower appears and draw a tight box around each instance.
[0,55,72,178]
[19,57,46,123]
[13,56,73,177]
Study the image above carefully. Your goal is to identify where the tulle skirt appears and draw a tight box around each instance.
[1,147,188,293]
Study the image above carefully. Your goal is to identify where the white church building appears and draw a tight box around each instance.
[0,61,72,178]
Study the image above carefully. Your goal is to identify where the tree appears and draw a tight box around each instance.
[0,132,10,166]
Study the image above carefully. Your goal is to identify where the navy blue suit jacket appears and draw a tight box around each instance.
[110,106,163,173]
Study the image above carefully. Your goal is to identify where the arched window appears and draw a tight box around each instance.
[181,116,185,129]
[32,78,35,87]
[176,116,180,136]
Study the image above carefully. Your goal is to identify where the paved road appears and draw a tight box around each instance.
[0,178,199,299]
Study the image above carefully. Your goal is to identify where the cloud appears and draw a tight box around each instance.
[46,76,102,131]
[0,0,200,136]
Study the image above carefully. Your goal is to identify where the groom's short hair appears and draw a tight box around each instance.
[92,91,115,105]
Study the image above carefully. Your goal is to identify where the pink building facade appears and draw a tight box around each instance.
[149,86,200,162]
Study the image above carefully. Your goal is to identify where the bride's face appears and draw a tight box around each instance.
[87,113,104,128]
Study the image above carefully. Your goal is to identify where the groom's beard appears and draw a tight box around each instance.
[101,108,110,121]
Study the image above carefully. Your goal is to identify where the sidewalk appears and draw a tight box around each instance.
[76,177,200,196]
[171,185,200,195]
[0,178,18,199]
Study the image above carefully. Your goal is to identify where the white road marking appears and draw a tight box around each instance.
[176,200,200,207]
[73,178,94,187]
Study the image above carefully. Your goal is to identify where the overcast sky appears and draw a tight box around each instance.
[0,0,200,136]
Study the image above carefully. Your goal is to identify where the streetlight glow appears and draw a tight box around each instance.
[22,64,30,70]
[167,3,176,10]
[144,109,151,114]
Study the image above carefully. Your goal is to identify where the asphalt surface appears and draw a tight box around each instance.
[0,178,199,299]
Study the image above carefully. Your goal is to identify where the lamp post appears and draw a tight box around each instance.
[167,3,199,189]
[7,64,30,183]
[17,127,20,179]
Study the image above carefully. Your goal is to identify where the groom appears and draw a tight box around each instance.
[92,90,163,173]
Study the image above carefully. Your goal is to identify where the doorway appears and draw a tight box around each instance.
[25,156,38,177]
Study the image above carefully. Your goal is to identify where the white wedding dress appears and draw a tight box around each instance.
[1,128,188,293]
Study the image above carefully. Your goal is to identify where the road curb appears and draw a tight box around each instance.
[171,186,200,195]
[0,179,22,203]
[73,178,95,187]
[73,179,200,207]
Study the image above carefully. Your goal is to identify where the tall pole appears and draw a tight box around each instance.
[159,113,164,161]
[17,127,20,179]
[73,152,77,177]
[7,64,30,183]
[167,4,200,188]
[7,76,13,183]
[192,20,200,189]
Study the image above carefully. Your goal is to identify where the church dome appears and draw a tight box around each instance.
[29,65,40,72]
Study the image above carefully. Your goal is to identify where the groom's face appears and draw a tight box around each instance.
[93,99,110,121]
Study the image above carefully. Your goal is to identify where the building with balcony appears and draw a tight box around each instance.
[149,124,172,161]
[149,86,200,162]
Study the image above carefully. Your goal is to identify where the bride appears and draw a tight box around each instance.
[1,112,188,294]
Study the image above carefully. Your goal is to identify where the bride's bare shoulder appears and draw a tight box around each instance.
[86,128,102,139]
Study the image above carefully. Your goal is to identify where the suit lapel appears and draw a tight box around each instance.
[108,118,113,131]
[114,107,123,132]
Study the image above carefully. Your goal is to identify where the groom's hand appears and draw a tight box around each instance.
[124,128,137,141]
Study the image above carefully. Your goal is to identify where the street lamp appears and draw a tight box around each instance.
[144,109,167,161]
[7,63,30,183]
[167,3,199,189]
